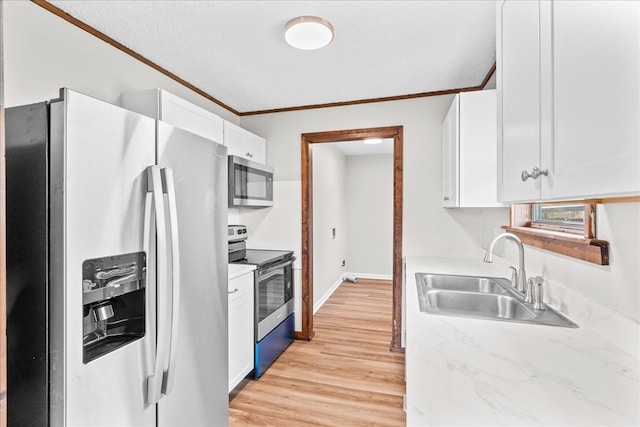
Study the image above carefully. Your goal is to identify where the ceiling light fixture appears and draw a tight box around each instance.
[363,138,383,145]
[285,16,334,50]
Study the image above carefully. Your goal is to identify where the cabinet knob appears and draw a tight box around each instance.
[521,167,549,182]
[443,196,450,201]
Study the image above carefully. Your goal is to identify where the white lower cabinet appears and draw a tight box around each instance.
[228,269,254,392]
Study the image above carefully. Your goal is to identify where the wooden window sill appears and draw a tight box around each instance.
[501,226,609,265]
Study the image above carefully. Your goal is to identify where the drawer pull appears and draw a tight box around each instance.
[228,288,239,294]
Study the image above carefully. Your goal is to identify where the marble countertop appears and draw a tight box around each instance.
[404,256,639,426]
[228,263,256,281]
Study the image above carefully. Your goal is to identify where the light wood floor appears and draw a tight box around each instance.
[229,278,406,426]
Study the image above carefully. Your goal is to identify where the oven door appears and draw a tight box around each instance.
[255,258,294,341]
[228,155,274,208]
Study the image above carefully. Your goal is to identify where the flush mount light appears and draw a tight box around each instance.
[285,16,334,50]
[363,138,383,145]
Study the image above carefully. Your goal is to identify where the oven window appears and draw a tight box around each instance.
[257,266,292,322]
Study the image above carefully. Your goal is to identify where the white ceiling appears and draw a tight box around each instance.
[48,0,496,115]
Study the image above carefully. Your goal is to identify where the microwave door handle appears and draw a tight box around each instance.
[145,166,169,405]
[160,168,181,395]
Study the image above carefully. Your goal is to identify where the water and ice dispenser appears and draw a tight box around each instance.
[82,252,146,363]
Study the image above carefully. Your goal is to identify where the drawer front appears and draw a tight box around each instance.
[228,272,253,303]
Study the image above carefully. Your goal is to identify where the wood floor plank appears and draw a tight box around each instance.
[229,279,406,426]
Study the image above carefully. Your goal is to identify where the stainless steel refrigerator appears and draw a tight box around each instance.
[6,88,229,426]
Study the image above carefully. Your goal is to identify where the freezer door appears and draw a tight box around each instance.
[50,89,157,426]
[6,102,50,426]
[156,122,229,426]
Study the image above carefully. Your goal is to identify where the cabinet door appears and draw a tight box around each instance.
[442,95,459,207]
[121,89,224,144]
[497,0,542,202]
[223,121,245,159]
[224,121,266,163]
[160,91,224,143]
[228,273,254,392]
[244,132,267,164]
[459,90,503,207]
[543,0,640,200]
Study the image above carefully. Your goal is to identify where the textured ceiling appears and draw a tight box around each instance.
[48,0,496,115]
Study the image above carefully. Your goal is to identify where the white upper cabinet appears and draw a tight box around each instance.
[442,90,503,208]
[549,1,639,200]
[497,0,640,202]
[223,120,267,164]
[497,0,543,202]
[442,94,460,207]
[121,89,224,144]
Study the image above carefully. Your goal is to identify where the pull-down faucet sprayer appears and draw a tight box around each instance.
[483,232,527,293]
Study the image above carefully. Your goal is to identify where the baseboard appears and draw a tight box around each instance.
[313,276,344,314]
[344,272,393,281]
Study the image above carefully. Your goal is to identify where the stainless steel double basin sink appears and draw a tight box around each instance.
[416,273,578,328]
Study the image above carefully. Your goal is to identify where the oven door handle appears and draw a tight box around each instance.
[257,257,295,277]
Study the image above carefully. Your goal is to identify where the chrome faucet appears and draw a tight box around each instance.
[483,232,527,293]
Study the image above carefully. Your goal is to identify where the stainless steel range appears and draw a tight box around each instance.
[228,225,295,377]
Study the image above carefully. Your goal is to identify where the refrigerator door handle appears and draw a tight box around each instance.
[142,184,154,392]
[145,165,169,405]
[160,168,181,395]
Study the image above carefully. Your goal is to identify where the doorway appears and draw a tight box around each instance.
[300,126,403,351]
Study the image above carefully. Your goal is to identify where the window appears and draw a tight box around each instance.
[503,203,608,265]
[531,203,586,235]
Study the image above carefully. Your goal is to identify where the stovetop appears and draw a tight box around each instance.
[231,249,294,269]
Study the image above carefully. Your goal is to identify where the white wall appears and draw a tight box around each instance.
[240,96,498,330]
[241,97,640,327]
[240,95,489,258]
[346,154,393,277]
[7,0,637,326]
[5,0,242,227]
[312,144,348,310]
[3,1,237,123]
[308,148,394,311]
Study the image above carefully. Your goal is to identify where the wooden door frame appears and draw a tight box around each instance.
[299,126,404,352]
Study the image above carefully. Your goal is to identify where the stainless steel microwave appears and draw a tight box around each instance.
[228,155,274,207]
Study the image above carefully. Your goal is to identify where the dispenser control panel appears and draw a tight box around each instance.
[82,251,146,363]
